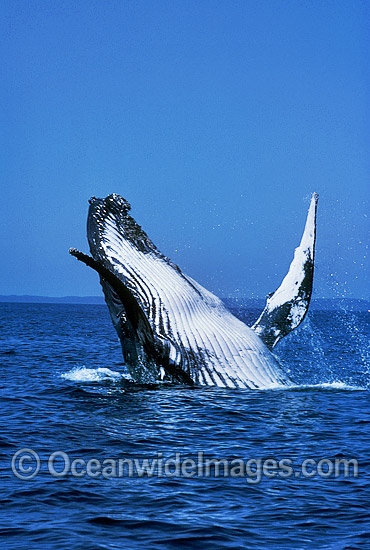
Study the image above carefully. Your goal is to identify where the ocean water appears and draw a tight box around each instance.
[0,302,369,550]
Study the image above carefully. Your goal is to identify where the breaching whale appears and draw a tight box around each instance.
[70,192,318,389]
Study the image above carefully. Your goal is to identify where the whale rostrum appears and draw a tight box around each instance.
[70,192,318,389]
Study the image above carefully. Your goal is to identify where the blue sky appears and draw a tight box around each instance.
[1,0,369,299]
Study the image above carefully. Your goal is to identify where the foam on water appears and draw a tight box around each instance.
[263,381,367,391]
[61,367,366,391]
[61,366,125,382]
[316,381,367,390]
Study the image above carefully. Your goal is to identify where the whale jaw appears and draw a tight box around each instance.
[70,193,317,389]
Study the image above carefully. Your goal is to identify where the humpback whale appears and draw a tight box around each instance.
[70,192,318,389]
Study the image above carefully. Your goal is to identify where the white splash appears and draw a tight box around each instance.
[61,366,124,382]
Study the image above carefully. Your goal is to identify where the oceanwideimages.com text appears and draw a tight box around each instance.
[11,449,359,484]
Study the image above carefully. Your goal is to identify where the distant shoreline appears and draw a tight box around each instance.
[0,295,368,311]
[0,295,106,305]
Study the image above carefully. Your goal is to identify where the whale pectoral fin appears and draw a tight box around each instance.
[69,248,151,334]
[69,248,157,371]
[252,193,318,350]
[69,248,188,383]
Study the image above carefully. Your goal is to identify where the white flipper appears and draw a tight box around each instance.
[252,193,318,349]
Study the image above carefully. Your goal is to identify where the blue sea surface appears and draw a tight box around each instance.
[0,303,369,549]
